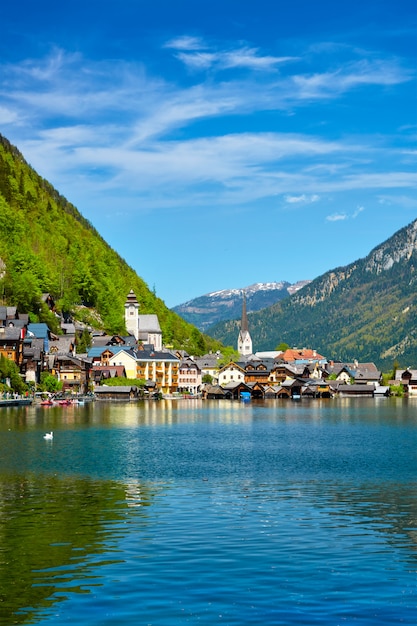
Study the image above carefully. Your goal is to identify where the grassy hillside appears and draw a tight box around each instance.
[0,134,222,355]
[208,219,417,369]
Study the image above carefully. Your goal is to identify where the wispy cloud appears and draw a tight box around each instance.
[292,59,412,100]
[164,36,207,51]
[326,206,365,222]
[326,213,348,222]
[285,194,320,204]
[0,41,415,219]
[166,36,298,72]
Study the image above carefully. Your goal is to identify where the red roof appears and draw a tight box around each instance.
[280,348,325,362]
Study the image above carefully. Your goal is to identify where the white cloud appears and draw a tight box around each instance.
[292,59,412,100]
[1,42,415,218]
[0,105,19,124]
[164,36,206,51]
[285,194,320,204]
[326,213,348,222]
[326,206,366,223]
[167,36,298,73]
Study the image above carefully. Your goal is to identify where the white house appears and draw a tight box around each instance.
[218,362,246,387]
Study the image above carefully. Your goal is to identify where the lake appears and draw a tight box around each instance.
[0,398,416,625]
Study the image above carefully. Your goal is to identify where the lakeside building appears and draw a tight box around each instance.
[0,294,402,399]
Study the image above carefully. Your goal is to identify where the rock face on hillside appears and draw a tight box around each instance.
[208,219,417,369]
[172,281,310,332]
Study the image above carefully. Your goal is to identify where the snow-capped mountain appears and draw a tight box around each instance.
[172,281,310,332]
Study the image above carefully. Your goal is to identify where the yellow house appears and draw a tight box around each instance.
[109,349,138,380]
[135,348,179,394]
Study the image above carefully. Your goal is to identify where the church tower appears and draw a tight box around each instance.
[125,289,139,339]
[237,292,253,356]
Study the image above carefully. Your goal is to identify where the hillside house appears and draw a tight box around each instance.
[279,348,326,365]
[22,337,44,384]
[394,369,417,395]
[53,355,91,394]
[270,363,310,384]
[178,358,202,395]
[92,365,126,385]
[194,354,221,385]
[108,348,138,379]
[244,360,274,386]
[218,362,246,386]
[0,326,25,366]
[135,348,179,394]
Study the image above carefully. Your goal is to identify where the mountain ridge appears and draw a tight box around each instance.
[0,134,222,355]
[172,280,311,332]
[207,219,417,368]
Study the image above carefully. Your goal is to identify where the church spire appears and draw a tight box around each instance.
[237,291,253,356]
[241,291,249,332]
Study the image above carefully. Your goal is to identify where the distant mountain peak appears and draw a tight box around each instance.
[208,218,417,368]
[173,280,310,332]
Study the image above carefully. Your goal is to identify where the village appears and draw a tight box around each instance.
[0,290,416,402]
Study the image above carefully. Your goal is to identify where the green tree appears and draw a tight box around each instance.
[276,342,290,352]
[76,328,92,354]
[39,372,63,393]
[218,347,240,367]
[0,355,25,393]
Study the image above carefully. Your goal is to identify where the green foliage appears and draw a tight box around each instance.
[39,372,63,393]
[202,373,213,384]
[389,384,404,397]
[0,134,223,357]
[76,328,92,354]
[218,347,240,367]
[101,376,146,387]
[0,355,26,393]
[276,342,289,352]
[210,219,417,369]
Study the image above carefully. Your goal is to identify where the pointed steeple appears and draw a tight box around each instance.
[241,292,249,333]
[237,291,253,356]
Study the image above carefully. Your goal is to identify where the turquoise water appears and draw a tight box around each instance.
[0,398,416,625]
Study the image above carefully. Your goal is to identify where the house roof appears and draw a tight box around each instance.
[138,314,161,333]
[136,349,179,362]
[280,348,325,362]
[27,323,49,339]
[109,348,138,361]
[0,327,21,340]
[49,336,74,355]
[94,385,139,394]
[61,322,76,335]
[194,355,221,369]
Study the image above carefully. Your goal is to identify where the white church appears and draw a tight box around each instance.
[124,290,163,351]
[237,292,253,356]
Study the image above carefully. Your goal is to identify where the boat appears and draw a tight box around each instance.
[0,398,33,407]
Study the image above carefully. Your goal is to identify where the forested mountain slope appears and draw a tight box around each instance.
[0,134,221,355]
[208,219,417,368]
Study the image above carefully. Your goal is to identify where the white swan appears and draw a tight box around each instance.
[43,431,53,440]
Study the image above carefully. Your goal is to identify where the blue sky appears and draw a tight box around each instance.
[1,1,416,307]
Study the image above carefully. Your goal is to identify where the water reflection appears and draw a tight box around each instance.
[0,473,154,624]
[0,399,416,624]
